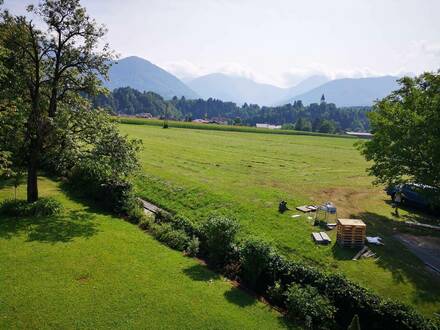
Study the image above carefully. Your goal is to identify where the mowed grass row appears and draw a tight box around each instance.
[119,123,440,316]
[0,178,290,329]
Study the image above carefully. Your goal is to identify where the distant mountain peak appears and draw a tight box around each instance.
[104,56,198,99]
[288,76,399,107]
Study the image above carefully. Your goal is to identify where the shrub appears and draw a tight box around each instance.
[266,280,285,307]
[125,200,145,225]
[0,198,63,217]
[32,198,63,216]
[155,209,173,223]
[239,237,275,290]
[138,213,155,230]
[285,283,336,330]
[0,199,31,216]
[200,216,239,267]
[184,236,200,257]
[151,223,190,251]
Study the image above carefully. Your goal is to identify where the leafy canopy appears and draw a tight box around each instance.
[358,72,440,188]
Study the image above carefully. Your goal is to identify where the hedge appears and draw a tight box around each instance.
[147,211,439,330]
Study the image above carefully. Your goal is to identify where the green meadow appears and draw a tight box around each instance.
[119,122,440,316]
[0,178,290,329]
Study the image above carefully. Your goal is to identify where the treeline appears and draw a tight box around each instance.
[93,87,371,133]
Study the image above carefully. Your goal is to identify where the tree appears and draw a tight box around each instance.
[358,72,440,188]
[318,119,337,134]
[0,0,114,202]
[295,117,312,131]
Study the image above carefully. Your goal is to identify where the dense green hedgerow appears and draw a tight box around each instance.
[239,237,275,290]
[138,208,438,329]
[150,223,191,251]
[284,283,336,329]
[199,216,240,268]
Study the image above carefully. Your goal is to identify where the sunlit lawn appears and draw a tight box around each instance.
[0,178,290,329]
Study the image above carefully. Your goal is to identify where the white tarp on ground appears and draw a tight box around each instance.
[366,236,383,245]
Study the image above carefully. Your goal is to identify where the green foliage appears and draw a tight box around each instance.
[284,283,336,329]
[0,198,63,217]
[185,236,200,257]
[138,213,155,230]
[359,72,440,188]
[0,150,11,176]
[266,280,285,306]
[239,237,275,290]
[150,223,190,251]
[98,86,371,132]
[295,117,312,131]
[200,216,239,267]
[0,0,114,201]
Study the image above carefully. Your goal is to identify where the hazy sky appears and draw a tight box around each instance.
[5,0,440,87]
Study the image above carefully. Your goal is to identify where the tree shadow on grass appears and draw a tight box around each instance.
[182,263,297,328]
[345,211,440,305]
[0,209,99,243]
[224,286,257,307]
[182,263,221,281]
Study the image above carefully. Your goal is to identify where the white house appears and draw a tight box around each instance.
[256,123,282,130]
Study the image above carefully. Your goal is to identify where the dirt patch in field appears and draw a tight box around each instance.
[308,186,385,218]
[75,274,91,283]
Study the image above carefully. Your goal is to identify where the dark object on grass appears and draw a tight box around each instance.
[386,183,439,213]
[278,200,288,213]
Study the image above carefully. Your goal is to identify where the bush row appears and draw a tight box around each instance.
[0,198,63,217]
[132,208,438,330]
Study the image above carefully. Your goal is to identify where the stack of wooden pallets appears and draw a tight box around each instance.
[336,218,366,248]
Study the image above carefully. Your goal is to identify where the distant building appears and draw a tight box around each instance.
[345,131,373,139]
[256,123,282,130]
[135,113,153,119]
[192,119,210,124]
[320,94,326,103]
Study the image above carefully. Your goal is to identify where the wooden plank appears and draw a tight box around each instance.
[312,232,324,243]
[352,246,369,260]
[138,198,164,214]
[320,232,331,242]
[296,205,313,212]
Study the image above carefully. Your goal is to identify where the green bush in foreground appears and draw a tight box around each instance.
[285,283,336,330]
[185,236,200,257]
[151,223,190,251]
[0,198,63,217]
[239,237,275,290]
[200,216,239,267]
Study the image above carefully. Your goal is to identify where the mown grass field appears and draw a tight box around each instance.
[119,122,440,317]
[0,178,290,329]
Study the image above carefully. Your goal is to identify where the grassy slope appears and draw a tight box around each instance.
[120,123,440,316]
[0,178,290,329]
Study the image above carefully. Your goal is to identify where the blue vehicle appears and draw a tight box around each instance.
[386,183,439,212]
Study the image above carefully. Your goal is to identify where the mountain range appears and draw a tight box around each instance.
[104,56,400,107]
[104,56,198,99]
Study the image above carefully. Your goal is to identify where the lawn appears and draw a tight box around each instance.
[0,178,290,329]
[119,123,440,317]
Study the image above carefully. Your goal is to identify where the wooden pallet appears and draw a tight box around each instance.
[336,219,366,248]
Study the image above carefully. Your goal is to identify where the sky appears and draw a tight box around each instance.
[5,0,440,87]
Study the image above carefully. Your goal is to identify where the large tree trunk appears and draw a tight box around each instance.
[27,154,38,202]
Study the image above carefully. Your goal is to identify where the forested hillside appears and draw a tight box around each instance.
[94,87,371,133]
